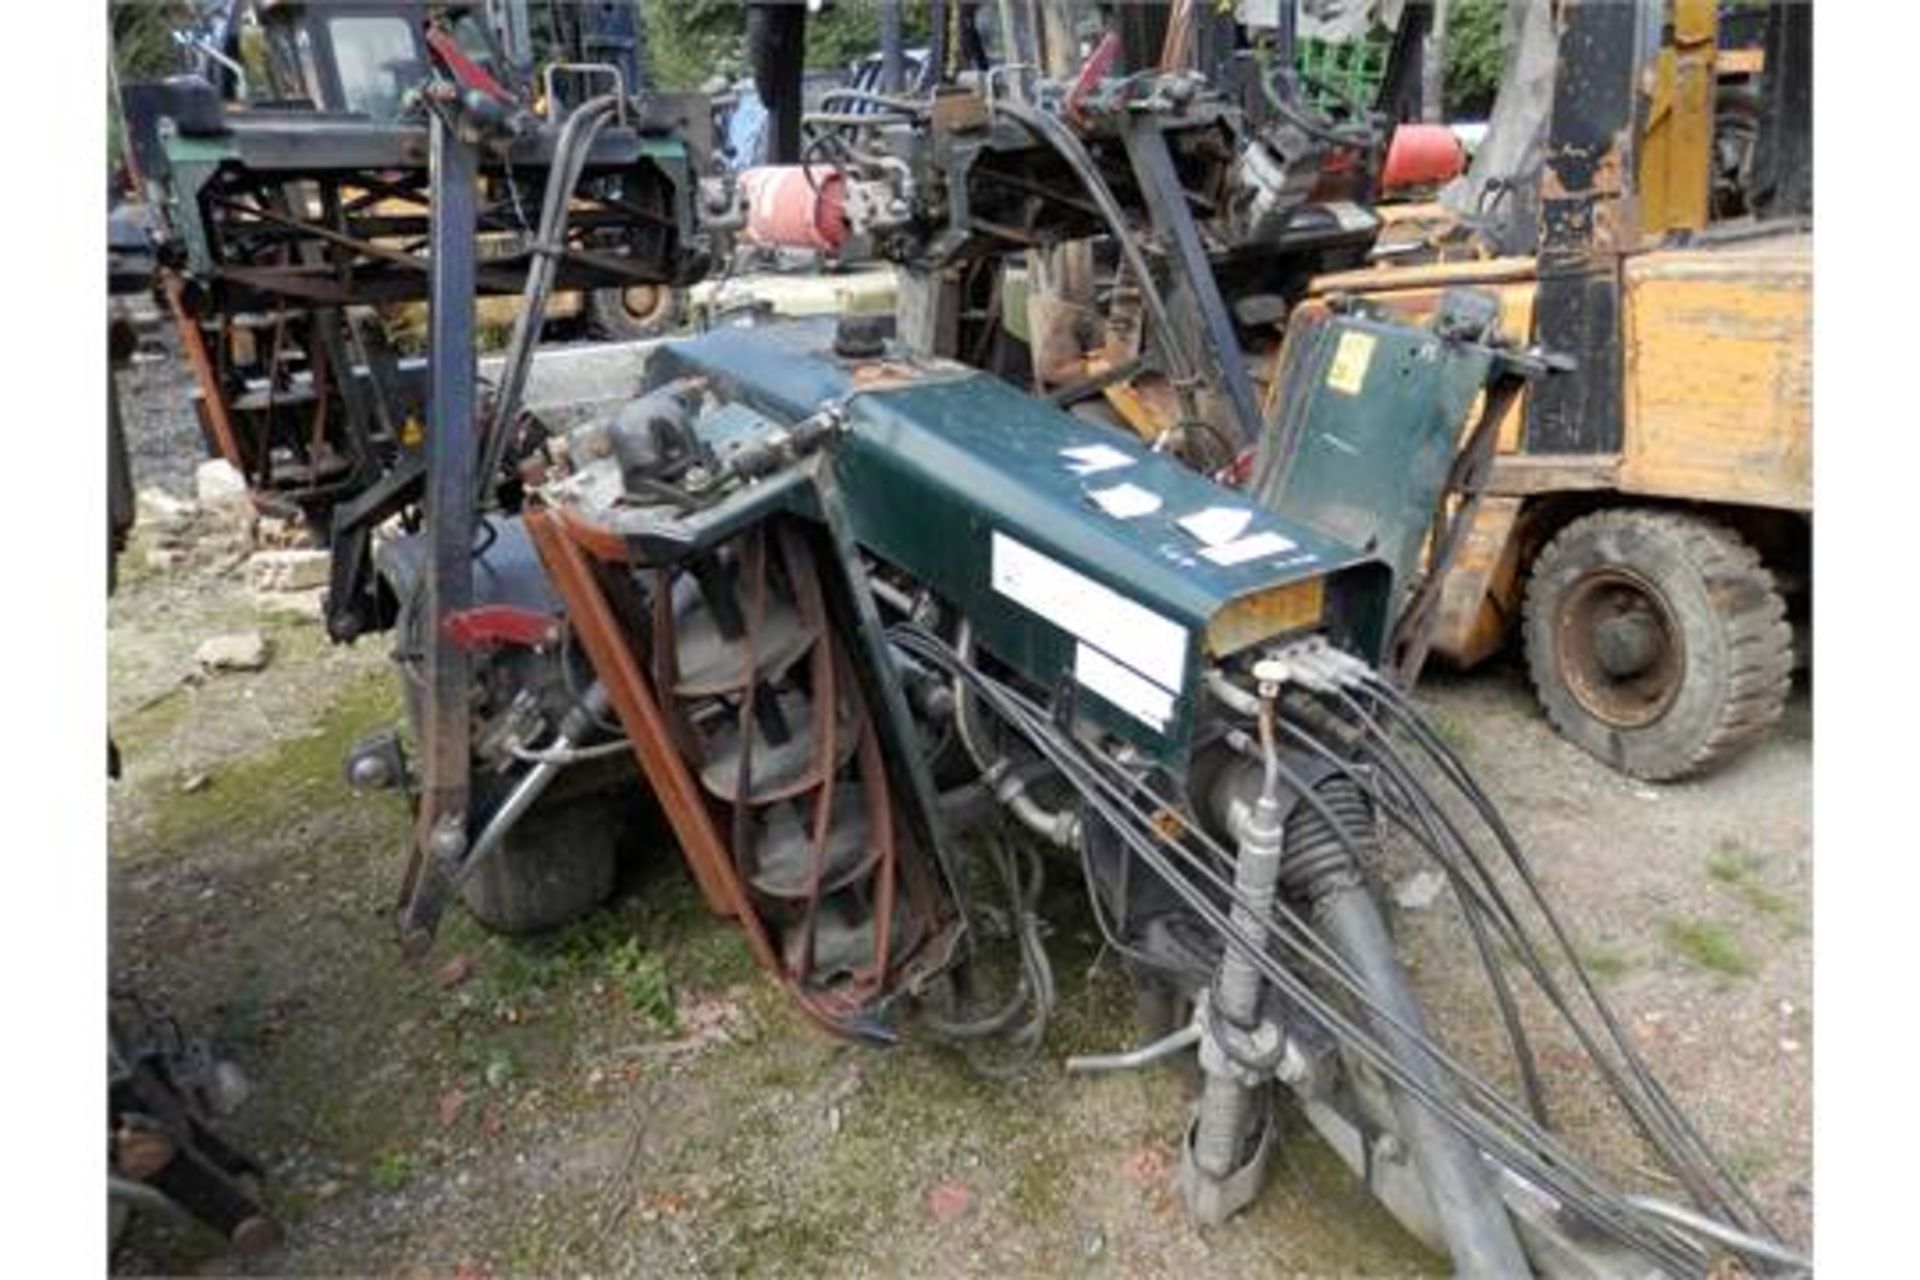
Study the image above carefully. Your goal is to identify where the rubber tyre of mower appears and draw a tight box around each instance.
[1522,509,1793,782]
[459,788,618,935]
[586,284,678,342]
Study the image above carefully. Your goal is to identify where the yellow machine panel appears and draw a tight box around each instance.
[1618,233,1811,511]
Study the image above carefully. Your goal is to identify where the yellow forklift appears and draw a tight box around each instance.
[1298,0,1811,780]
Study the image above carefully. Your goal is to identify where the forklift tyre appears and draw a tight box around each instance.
[460,793,618,935]
[1522,509,1793,782]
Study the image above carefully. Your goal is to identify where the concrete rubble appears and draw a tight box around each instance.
[195,631,271,673]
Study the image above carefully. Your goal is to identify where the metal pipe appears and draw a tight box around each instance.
[878,0,906,94]
[476,96,618,500]
[456,683,612,889]
[1067,1022,1201,1074]
[951,622,1081,847]
[1205,669,1262,718]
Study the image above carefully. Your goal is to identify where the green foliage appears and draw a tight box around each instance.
[646,0,745,92]
[111,1,195,80]
[607,935,680,1032]
[1444,0,1507,118]
[645,1,933,93]
[1705,845,1800,924]
[806,1,932,75]
[109,1,196,170]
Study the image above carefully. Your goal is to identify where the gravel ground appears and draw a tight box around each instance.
[107,349,1811,1275]
[117,328,206,499]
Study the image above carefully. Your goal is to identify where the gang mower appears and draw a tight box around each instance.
[125,3,1807,1275]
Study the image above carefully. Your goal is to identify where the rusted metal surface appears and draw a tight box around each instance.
[160,272,246,476]
[523,504,743,920]
[1551,566,1687,730]
[1424,495,1527,669]
[1484,454,1621,496]
[524,497,952,1039]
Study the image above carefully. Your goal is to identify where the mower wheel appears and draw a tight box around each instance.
[586,284,678,342]
[460,791,617,935]
[1522,509,1793,781]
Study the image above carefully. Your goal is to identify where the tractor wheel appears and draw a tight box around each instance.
[459,790,618,935]
[1522,509,1793,781]
[587,284,678,342]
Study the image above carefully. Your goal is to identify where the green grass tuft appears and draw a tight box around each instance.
[1577,946,1633,981]
[369,1150,415,1193]
[1661,918,1754,977]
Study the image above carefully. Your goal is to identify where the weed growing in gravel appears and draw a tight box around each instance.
[1428,712,1477,755]
[1661,918,1754,977]
[1705,847,1800,923]
[370,1150,415,1193]
[1576,946,1633,981]
[607,935,679,1033]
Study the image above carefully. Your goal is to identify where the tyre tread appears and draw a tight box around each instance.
[1522,509,1793,780]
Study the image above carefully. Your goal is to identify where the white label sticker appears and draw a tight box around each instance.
[1088,482,1163,519]
[1326,330,1377,395]
[1075,643,1175,731]
[1200,530,1299,566]
[1059,443,1135,475]
[990,532,1189,691]
[1177,506,1255,547]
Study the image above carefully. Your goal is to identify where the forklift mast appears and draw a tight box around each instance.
[1478,0,1812,456]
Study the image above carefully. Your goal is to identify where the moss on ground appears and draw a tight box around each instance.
[142,666,400,854]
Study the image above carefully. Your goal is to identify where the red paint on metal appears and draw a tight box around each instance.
[738,166,849,253]
[425,26,515,104]
[441,605,561,651]
[1065,31,1122,123]
[1381,124,1467,191]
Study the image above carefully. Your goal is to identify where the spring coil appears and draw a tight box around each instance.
[1281,775,1376,899]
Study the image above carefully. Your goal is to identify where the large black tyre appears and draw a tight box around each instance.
[1522,509,1793,781]
[586,284,679,342]
[460,790,618,935]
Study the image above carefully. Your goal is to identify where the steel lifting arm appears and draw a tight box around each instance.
[396,102,481,951]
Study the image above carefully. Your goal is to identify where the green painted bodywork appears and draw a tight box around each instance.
[1253,310,1497,614]
[647,322,1389,772]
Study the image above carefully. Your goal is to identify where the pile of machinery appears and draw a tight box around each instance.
[117,1,1813,1274]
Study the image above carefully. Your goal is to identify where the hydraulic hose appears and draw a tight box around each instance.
[951,622,1080,848]
[889,626,1717,1272]
[1287,781,1531,1279]
[475,94,619,502]
[455,682,611,889]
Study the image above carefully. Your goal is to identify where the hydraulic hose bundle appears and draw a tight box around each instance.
[889,623,1805,1278]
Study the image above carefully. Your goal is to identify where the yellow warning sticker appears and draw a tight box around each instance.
[1325,330,1377,396]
